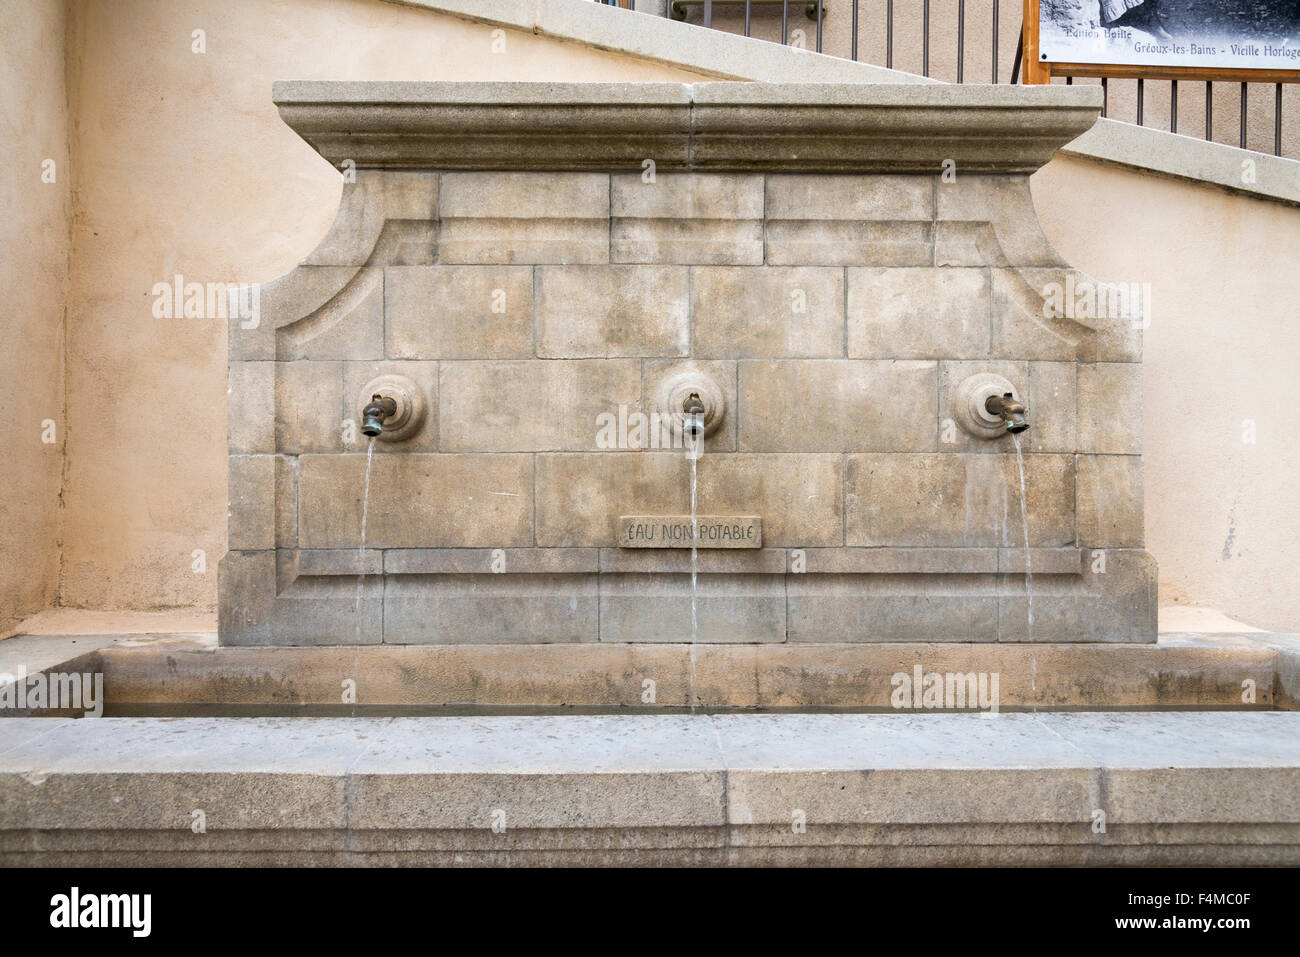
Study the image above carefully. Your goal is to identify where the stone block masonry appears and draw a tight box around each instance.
[220,81,1155,645]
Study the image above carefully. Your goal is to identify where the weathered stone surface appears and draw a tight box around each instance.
[693,267,844,358]
[845,453,1075,547]
[697,454,843,547]
[12,710,1299,865]
[439,172,609,264]
[92,637,1282,711]
[275,454,297,548]
[795,547,1000,574]
[989,269,1086,361]
[298,453,533,548]
[536,266,689,358]
[342,360,438,452]
[848,268,990,359]
[303,170,438,267]
[273,267,385,362]
[383,574,598,644]
[997,549,1157,643]
[788,573,1001,642]
[739,360,938,452]
[383,548,599,575]
[1002,268,1143,363]
[934,175,1067,267]
[227,361,274,454]
[228,455,274,551]
[535,453,688,548]
[1076,454,1144,547]
[599,573,786,642]
[1079,363,1143,454]
[385,266,533,359]
[275,361,343,454]
[765,174,933,266]
[600,548,787,574]
[611,172,763,265]
[439,359,641,452]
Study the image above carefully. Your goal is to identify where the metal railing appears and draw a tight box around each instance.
[651,0,1292,158]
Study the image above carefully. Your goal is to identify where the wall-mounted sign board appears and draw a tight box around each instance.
[1024,0,1300,83]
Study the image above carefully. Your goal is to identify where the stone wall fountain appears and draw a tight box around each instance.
[220,81,1155,647]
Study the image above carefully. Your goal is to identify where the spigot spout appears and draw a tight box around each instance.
[985,392,1029,434]
[682,392,705,439]
[361,393,398,437]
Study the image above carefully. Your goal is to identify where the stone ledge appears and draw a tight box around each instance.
[272,81,1103,173]
[1061,118,1300,209]
[85,637,1281,709]
[1,713,1297,865]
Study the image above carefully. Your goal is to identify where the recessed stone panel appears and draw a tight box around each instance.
[385,266,533,359]
[611,172,763,265]
[536,266,690,358]
[383,573,598,644]
[439,172,609,264]
[298,453,533,549]
[599,573,786,643]
[1076,454,1144,548]
[693,267,844,358]
[845,453,1075,547]
[848,267,991,359]
[739,359,938,452]
[439,359,642,452]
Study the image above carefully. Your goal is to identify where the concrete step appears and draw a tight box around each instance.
[20,632,1293,712]
[1,711,1297,865]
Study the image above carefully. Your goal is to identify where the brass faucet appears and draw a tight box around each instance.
[985,392,1029,434]
[361,393,398,437]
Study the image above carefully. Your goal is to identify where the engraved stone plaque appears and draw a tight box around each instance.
[618,516,762,549]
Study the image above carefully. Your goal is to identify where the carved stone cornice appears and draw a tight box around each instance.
[273,80,1103,174]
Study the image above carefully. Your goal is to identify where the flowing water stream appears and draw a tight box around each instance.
[686,431,700,713]
[1011,433,1034,641]
[352,437,377,715]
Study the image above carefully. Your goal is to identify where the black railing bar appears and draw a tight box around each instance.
[816,0,823,52]
[851,0,858,62]
[1101,77,1108,117]
[782,0,788,45]
[957,0,964,84]
[1066,75,1072,84]
[704,0,712,28]
[1171,80,1178,134]
[1010,29,1022,84]
[1206,81,1213,141]
[745,0,751,37]
[887,0,894,69]
[923,0,930,78]
[992,0,998,84]
[1277,83,1284,157]
[1240,82,1248,150]
[1137,77,1144,126]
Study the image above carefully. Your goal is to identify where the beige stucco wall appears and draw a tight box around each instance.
[1,0,70,634]
[5,0,1297,634]
[1032,156,1300,632]
[51,0,709,616]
